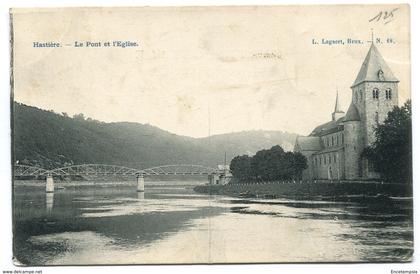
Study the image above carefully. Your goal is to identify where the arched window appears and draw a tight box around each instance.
[372,88,379,99]
[375,112,379,124]
[333,154,336,163]
[386,88,392,99]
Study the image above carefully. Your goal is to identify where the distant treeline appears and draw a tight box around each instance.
[230,145,307,182]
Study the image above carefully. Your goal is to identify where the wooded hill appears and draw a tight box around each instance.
[13,102,298,170]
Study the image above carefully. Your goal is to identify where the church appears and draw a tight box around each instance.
[294,43,399,181]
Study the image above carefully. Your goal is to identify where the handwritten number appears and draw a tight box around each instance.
[369,8,398,24]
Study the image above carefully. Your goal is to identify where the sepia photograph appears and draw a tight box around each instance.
[9,4,413,266]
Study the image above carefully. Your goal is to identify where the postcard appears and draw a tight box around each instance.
[10,5,412,265]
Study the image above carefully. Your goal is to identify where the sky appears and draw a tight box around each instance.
[12,5,410,138]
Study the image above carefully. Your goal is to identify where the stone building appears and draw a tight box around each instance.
[294,44,399,180]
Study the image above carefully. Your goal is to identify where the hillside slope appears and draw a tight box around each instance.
[13,102,298,169]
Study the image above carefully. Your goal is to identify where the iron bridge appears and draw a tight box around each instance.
[13,164,223,178]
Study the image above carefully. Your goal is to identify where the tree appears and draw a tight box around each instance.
[73,113,85,121]
[250,145,286,181]
[251,148,271,180]
[363,100,412,184]
[230,155,252,181]
[230,145,308,182]
[290,152,308,180]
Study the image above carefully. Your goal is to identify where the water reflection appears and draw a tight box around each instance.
[13,182,413,265]
[45,193,54,214]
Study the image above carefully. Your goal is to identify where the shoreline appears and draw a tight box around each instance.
[193,180,413,201]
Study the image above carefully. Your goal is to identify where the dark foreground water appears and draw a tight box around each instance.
[13,181,413,264]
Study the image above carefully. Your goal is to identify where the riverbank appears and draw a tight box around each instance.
[193,180,412,200]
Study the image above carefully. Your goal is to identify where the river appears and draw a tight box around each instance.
[13,181,413,265]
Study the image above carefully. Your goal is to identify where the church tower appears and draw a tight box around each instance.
[350,43,399,177]
[331,90,345,121]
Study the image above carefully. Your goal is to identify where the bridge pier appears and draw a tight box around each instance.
[136,174,145,192]
[46,174,54,193]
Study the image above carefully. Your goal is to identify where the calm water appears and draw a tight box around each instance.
[13,181,413,265]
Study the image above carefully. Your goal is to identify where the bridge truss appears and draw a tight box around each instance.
[140,165,219,176]
[13,165,49,177]
[13,164,222,179]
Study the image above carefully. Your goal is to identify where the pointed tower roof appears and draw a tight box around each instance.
[344,102,361,122]
[333,90,344,113]
[352,43,399,87]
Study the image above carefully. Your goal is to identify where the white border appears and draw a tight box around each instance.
[1,1,418,274]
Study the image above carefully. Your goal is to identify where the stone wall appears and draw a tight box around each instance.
[352,81,398,179]
[311,149,344,180]
[361,81,399,147]
[344,120,363,179]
